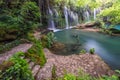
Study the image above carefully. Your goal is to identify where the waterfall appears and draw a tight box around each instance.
[64,6,69,29]
[53,9,59,27]
[48,7,56,31]
[75,13,79,25]
[94,8,96,20]
[67,9,79,27]
[47,6,80,31]
[86,11,90,21]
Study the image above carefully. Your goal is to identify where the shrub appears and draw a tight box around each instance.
[26,40,46,66]
[41,32,56,48]
[101,75,119,80]
[0,52,34,80]
[89,48,95,54]
[27,32,36,42]
[63,74,76,80]
[51,65,57,80]
[0,1,41,39]
[80,49,86,54]
[56,69,120,80]
[46,32,56,48]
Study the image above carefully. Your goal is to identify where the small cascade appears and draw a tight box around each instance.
[94,8,96,20]
[75,13,79,25]
[85,11,90,21]
[64,6,69,29]
[53,9,59,27]
[96,7,101,14]
[53,9,59,17]
[93,7,102,20]
[48,7,56,31]
[67,10,79,26]
[47,6,80,31]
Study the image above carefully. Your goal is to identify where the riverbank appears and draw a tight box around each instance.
[77,27,120,36]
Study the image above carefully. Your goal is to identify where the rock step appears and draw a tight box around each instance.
[32,65,41,77]
[29,61,35,70]
[25,58,31,63]
[26,59,41,80]
[35,62,54,80]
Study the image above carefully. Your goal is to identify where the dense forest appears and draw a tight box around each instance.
[0,0,120,80]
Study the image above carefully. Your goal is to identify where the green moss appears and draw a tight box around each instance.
[0,61,14,71]
[27,32,36,42]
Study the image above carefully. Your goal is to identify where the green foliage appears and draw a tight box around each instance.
[20,1,40,30]
[101,75,119,80]
[46,32,56,48]
[26,40,46,66]
[41,32,56,48]
[100,28,113,35]
[51,65,57,80]
[80,49,86,54]
[89,48,95,54]
[56,69,94,80]
[99,0,120,24]
[63,74,76,80]
[115,70,120,74]
[56,70,120,80]
[0,0,41,39]
[0,52,34,80]
[27,32,36,42]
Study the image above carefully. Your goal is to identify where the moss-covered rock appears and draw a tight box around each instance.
[25,40,46,66]
[0,28,18,42]
[0,61,14,71]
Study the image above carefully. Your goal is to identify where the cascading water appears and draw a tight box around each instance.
[94,8,96,20]
[47,6,81,31]
[64,6,69,29]
[67,10,79,27]
[86,11,90,21]
[48,7,56,31]
[75,13,79,25]
[53,9,59,27]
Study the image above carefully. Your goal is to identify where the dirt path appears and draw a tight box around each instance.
[0,43,32,64]
[36,48,114,80]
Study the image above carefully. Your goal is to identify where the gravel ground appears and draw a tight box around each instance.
[37,48,114,79]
